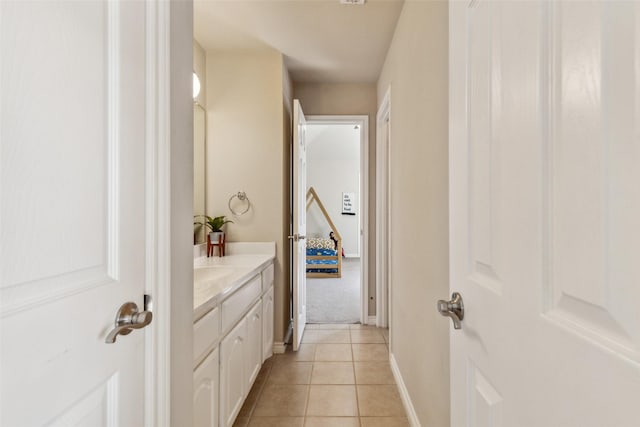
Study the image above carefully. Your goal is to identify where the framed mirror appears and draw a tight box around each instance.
[194,103,206,244]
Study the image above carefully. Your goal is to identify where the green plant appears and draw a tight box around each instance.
[195,215,233,233]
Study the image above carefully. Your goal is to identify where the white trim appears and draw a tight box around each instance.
[367,315,377,325]
[272,342,287,354]
[306,115,369,326]
[376,86,391,329]
[144,2,171,426]
[390,353,421,427]
[344,253,359,258]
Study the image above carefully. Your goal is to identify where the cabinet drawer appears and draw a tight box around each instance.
[261,263,274,292]
[221,274,261,333]
[194,306,220,366]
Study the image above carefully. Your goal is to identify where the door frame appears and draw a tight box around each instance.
[375,87,391,330]
[145,1,193,426]
[305,115,369,325]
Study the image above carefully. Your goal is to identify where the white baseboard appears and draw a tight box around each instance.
[390,353,421,427]
[272,342,286,354]
[367,315,376,325]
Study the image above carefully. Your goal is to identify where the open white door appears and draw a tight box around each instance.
[448,1,640,426]
[1,2,151,425]
[291,99,307,351]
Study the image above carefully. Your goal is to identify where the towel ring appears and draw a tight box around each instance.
[229,191,251,216]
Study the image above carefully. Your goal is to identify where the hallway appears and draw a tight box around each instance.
[233,324,407,427]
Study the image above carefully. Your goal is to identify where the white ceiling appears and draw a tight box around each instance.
[194,0,405,83]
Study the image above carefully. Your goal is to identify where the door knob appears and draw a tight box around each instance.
[105,301,153,343]
[287,234,306,242]
[437,292,464,329]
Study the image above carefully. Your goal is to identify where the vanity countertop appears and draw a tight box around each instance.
[193,245,275,320]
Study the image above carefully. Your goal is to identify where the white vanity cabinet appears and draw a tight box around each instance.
[194,347,219,427]
[245,300,263,387]
[193,259,275,427]
[219,317,247,427]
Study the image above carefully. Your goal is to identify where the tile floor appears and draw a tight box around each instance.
[233,324,407,427]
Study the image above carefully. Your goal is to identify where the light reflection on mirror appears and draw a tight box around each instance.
[194,103,206,244]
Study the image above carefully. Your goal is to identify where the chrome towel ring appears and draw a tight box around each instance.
[229,191,251,216]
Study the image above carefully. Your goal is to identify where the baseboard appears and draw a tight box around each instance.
[272,342,286,354]
[367,315,376,325]
[390,353,421,427]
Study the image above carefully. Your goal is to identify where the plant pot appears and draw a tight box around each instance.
[209,231,224,243]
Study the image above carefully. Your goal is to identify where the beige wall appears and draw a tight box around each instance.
[206,50,289,343]
[293,83,378,315]
[377,2,450,426]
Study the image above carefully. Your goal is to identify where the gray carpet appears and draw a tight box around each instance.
[306,258,360,323]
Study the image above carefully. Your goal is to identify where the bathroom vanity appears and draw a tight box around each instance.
[193,243,275,427]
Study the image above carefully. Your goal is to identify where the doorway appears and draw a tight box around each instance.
[305,115,369,324]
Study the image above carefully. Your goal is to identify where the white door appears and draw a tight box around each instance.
[449,1,640,426]
[1,1,149,425]
[291,99,307,351]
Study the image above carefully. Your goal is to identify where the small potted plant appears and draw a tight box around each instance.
[196,215,233,243]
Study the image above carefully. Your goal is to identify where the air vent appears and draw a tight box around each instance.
[340,0,365,4]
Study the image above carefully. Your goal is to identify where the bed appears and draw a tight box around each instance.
[306,187,342,278]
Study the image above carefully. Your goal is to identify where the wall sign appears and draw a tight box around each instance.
[342,192,356,215]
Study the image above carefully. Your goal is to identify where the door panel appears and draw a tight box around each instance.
[246,300,263,386]
[194,348,219,427]
[1,1,146,425]
[292,99,307,351]
[220,318,246,427]
[450,1,640,426]
[263,286,274,361]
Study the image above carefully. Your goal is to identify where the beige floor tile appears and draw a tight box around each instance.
[351,344,389,361]
[354,362,395,385]
[311,362,355,384]
[276,344,316,363]
[357,385,406,417]
[349,324,378,330]
[304,417,360,427]
[360,417,409,427]
[314,344,352,362]
[253,385,309,417]
[233,417,249,427]
[268,362,313,385]
[304,330,351,344]
[350,330,385,344]
[306,385,358,416]
[248,417,305,427]
[306,324,350,330]
[381,328,389,343]
[238,382,263,417]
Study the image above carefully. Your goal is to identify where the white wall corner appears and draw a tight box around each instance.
[390,353,422,427]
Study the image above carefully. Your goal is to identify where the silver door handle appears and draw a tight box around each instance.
[437,292,464,329]
[105,302,153,343]
[287,234,306,242]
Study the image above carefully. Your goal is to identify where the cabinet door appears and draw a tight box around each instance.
[262,286,274,361]
[194,348,219,427]
[220,318,246,427]
[245,300,263,388]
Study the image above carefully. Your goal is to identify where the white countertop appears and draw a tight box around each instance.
[193,244,275,320]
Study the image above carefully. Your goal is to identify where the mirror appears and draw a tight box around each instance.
[194,103,206,244]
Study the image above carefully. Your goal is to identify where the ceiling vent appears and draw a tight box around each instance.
[340,0,366,4]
